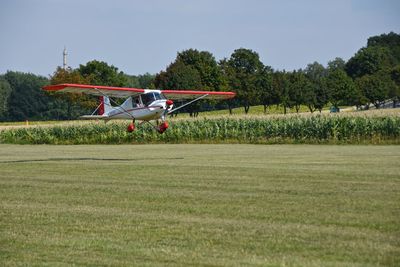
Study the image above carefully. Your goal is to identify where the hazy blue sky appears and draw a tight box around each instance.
[0,0,399,77]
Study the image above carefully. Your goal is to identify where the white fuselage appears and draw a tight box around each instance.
[107,100,167,120]
[104,91,172,121]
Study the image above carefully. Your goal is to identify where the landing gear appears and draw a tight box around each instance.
[127,119,135,132]
[127,119,169,134]
[157,121,169,134]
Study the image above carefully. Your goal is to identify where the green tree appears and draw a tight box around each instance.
[346,46,393,79]
[176,49,222,90]
[4,71,50,121]
[155,61,202,117]
[356,71,396,108]
[225,48,264,113]
[138,73,156,88]
[346,32,400,79]
[155,61,201,90]
[367,32,400,63]
[176,49,224,115]
[326,69,358,109]
[78,60,128,86]
[327,57,346,72]
[305,62,328,112]
[256,66,276,113]
[124,74,140,88]
[219,58,239,114]
[273,71,291,114]
[77,60,128,109]
[125,73,156,89]
[287,71,304,113]
[155,49,223,116]
[0,76,12,120]
[390,66,400,107]
[49,67,95,118]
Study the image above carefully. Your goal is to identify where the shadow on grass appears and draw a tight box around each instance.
[0,157,184,164]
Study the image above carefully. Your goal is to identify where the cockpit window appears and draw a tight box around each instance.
[141,92,164,106]
[154,92,164,100]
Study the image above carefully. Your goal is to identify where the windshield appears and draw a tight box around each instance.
[141,92,164,106]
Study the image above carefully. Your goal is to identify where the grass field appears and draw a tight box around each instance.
[0,144,399,266]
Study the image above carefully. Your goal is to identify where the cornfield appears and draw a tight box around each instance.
[1,112,399,144]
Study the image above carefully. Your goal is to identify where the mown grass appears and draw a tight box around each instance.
[0,144,399,266]
[1,110,399,145]
[186,104,317,116]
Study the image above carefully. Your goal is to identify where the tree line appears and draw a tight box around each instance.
[0,32,399,121]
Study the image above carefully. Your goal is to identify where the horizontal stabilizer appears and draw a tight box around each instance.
[80,115,109,120]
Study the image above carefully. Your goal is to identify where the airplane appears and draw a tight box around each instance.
[43,83,235,133]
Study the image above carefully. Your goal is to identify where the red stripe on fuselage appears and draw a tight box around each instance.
[107,106,164,118]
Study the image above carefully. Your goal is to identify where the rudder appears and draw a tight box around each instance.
[98,96,112,115]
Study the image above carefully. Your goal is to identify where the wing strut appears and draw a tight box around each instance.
[168,94,209,115]
[91,101,103,116]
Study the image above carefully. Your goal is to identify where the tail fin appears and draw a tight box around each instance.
[98,96,112,115]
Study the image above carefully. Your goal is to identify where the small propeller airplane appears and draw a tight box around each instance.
[43,84,235,133]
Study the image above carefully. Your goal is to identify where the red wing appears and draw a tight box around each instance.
[43,84,236,100]
[42,83,145,98]
[161,89,236,100]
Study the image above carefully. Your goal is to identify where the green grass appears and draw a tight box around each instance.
[177,104,321,117]
[0,120,74,126]
[0,144,399,266]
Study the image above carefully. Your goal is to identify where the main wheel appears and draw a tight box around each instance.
[127,122,135,132]
[157,121,169,134]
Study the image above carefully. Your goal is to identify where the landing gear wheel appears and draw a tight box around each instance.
[127,120,135,132]
[157,121,169,134]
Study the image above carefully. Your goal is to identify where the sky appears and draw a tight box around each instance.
[0,0,399,77]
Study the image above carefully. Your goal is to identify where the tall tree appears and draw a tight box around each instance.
[305,62,328,112]
[124,74,141,88]
[346,32,400,108]
[49,67,95,118]
[155,61,202,116]
[0,76,12,120]
[272,71,291,114]
[155,49,223,115]
[4,71,50,121]
[327,57,346,72]
[346,32,400,79]
[125,73,156,89]
[257,66,276,113]
[138,73,156,88]
[367,32,400,63]
[176,49,222,90]
[155,61,201,90]
[78,60,128,86]
[390,65,400,107]
[225,48,264,113]
[287,71,303,113]
[219,58,239,114]
[346,46,393,79]
[356,71,396,108]
[326,69,358,109]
